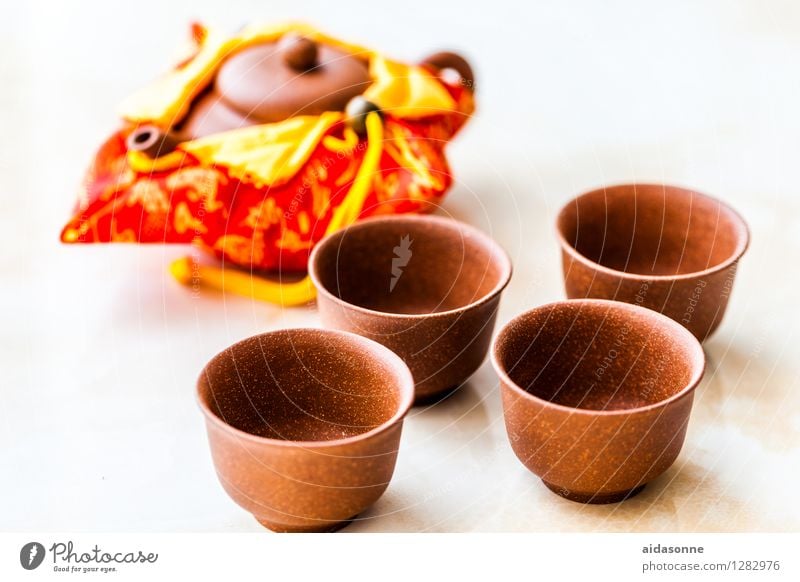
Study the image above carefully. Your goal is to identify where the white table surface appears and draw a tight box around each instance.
[2,0,799,532]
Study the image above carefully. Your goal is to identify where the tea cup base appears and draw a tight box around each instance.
[255,515,357,533]
[542,481,646,504]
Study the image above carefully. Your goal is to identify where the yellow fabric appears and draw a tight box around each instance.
[170,112,385,305]
[322,128,359,153]
[364,56,456,118]
[180,112,342,187]
[117,22,457,187]
[117,22,363,126]
[119,22,456,126]
[126,150,187,174]
[169,257,316,307]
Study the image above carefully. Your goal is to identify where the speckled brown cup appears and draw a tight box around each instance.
[556,184,749,341]
[197,328,414,532]
[309,214,513,404]
[492,299,705,504]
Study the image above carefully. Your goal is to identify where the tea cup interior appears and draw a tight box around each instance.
[311,216,510,315]
[198,330,411,441]
[557,184,748,276]
[494,301,704,411]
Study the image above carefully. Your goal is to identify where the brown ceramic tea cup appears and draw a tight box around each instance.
[556,183,749,340]
[492,299,705,504]
[197,328,414,532]
[309,214,513,404]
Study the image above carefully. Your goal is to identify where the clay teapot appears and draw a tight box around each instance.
[126,32,473,155]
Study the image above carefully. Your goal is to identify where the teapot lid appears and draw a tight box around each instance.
[214,34,371,124]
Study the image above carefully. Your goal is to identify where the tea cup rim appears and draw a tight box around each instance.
[491,298,706,417]
[308,213,513,320]
[555,182,750,282]
[196,328,415,448]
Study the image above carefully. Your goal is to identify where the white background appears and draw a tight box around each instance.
[2,0,799,532]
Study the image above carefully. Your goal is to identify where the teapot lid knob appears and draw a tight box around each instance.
[280,34,318,72]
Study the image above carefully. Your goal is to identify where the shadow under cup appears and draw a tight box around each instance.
[197,329,414,532]
[557,184,749,340]
[493,299,705,504]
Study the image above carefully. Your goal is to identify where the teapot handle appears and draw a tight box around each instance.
[420,51,475,91]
